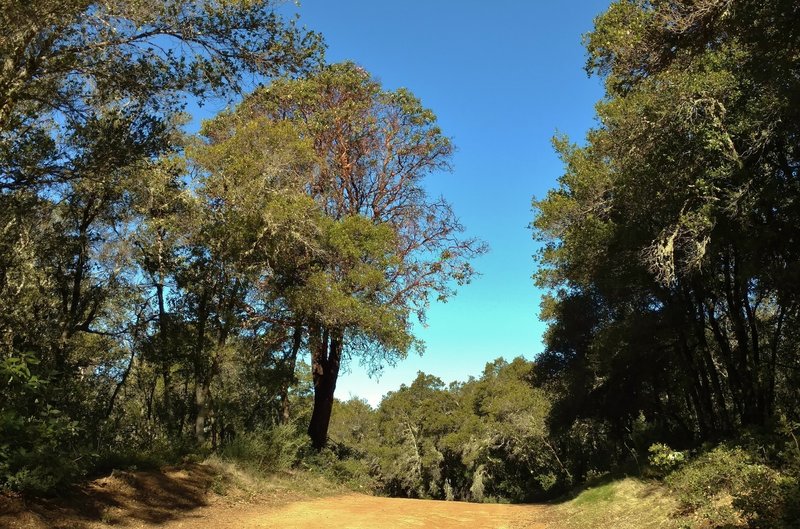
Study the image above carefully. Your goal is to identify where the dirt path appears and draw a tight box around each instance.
[159,494,546,529]
[1,465,548,529]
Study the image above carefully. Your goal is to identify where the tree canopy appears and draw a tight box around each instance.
[0,2,484,490]
[193,62,486,449]
[532,0,800,455]
[0,0,323,490]
[3,3,799,523]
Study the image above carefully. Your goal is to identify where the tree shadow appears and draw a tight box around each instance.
[0,464,219,528]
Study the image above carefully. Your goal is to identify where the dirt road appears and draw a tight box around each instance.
[1,465,547,529]
[160,494,546,529]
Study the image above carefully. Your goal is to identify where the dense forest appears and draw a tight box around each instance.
[2,1,799,528]
[1,0,484,489]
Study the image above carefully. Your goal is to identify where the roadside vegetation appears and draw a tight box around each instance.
[2,1,799,529]
[545,478,678,529]
[0,0,481,497]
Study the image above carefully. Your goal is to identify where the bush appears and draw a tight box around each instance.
[300,446,379,491]
[0,406,86,494]
[0,353,90,494]
[648,443,686,477]
[667,445,798,529]
[734,463,797,529]
[220,424,306,473]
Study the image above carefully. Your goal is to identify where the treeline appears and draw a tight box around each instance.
[0,1,482,492]
[327,358,563,503]
[3,1,800,526]
[533,0,799,461]
[530,0,800,526]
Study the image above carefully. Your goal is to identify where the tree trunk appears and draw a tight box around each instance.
[195,382,210,444]
[156,283,175,433]
[195,279,237,444]
[193,290,209,444]
[307,323,342,450]
[155,228,173,432]
[279,321,303,424]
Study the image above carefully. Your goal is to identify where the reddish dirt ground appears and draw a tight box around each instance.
[157,494,546,529]
[0,465,546,529]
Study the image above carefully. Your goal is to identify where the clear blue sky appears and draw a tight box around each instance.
[294,0,609,405]
[194,1,610,405]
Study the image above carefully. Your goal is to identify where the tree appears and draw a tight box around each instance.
[344,358,562,502]
[195,62,486,449]
[376,373,453,498]
[532,0,800,459]
[0,0,321,489]
[187,116,320,444]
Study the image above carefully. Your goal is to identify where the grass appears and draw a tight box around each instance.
[571,481,617,505]
[202,455,350,504]
[542,478,682,529]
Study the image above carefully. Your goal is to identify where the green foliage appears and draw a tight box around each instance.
[0,0,320,493]
[1,34,481,492]
[221,425,307,474]
[300,447,379,491]
[0,352,87,493]
[667,445,799,529]
[529,5,800,527]
[322,358,566,503]
[648,443,686,477]
[0,406,85,494]
[195,61,484,451]
[532,0,800,491]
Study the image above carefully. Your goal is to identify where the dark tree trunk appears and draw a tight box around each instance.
[686,284,732,434]
[104,346,136,421]
[307,323,342,450]
[156,276,174,433]
[193,290,209,444]
[279,321,303,424]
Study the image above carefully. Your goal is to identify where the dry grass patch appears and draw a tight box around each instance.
[542,477,681,529]
[202,455,349,505]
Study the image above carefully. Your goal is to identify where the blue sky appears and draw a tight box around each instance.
[194,1,610,405]
[294,0,610,405]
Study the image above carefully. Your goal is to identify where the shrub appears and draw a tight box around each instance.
[220,424,306,473]
[444,479,455,501]
[667,445,798,529]
[0,352,88,494]
[648,443,686,477]
[300,446,378,491]
[734,463,797,529]
[469,464,486,502]
[0,407,86,494]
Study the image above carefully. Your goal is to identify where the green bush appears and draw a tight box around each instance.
[0,407,86,494]
[734,463,797,529]
[0,354,88,494]
[667,445,798,529]
[300,446,378,491]
[326,457,377,490]
[220,424,306,473]
[648,443,686,477]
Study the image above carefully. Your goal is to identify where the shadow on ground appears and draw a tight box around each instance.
[0,464,217,528]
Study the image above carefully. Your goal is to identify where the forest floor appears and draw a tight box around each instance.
[0,461,678,529]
